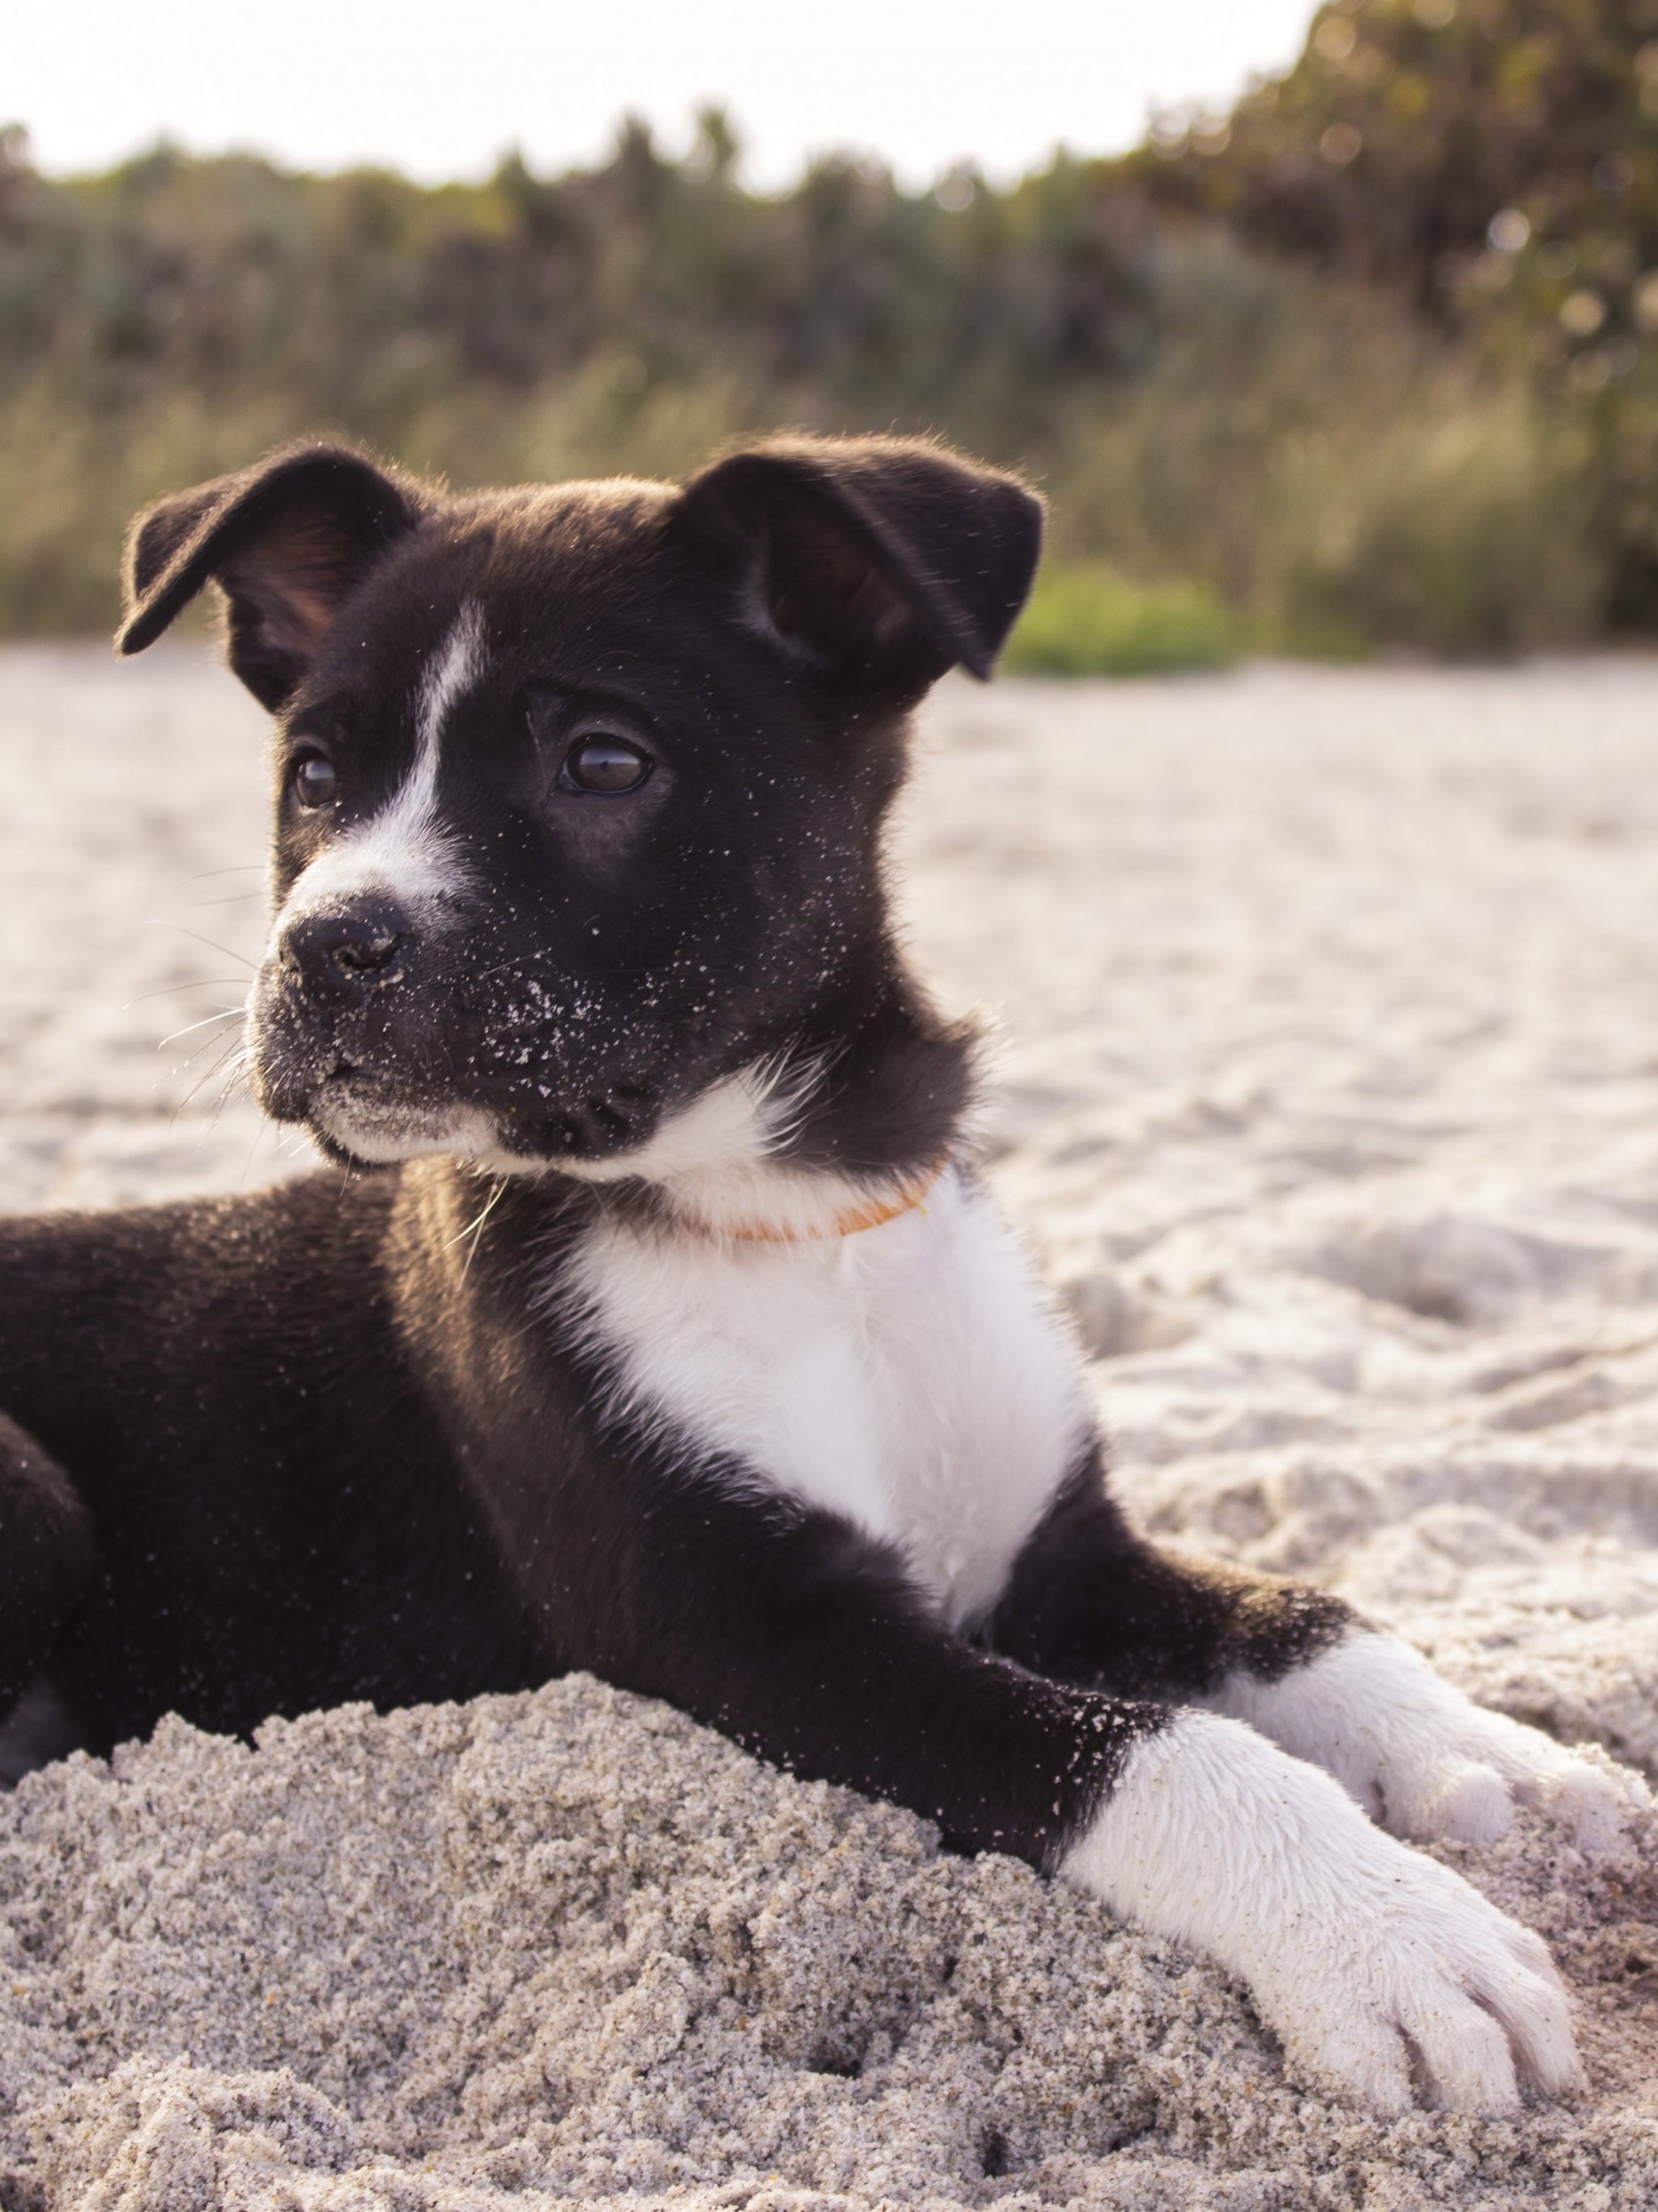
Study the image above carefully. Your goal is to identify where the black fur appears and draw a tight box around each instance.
[988,1454,1351,1699]
[0,435,1358,1882]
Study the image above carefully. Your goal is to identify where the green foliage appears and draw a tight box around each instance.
[0,8,1652,659]
[1271,378,1605,652]
[1005,564,1242,676]
[1138,0,1658,627]
[1031,245,1605,658]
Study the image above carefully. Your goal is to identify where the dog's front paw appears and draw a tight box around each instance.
[1211,1629,1651,1853]
[1243,1842,1580,2116]
[1065,1711,1584,2114]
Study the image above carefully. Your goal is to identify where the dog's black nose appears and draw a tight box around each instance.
[278,903,406,993]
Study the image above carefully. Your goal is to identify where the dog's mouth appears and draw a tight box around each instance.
[264,1049,667,1173]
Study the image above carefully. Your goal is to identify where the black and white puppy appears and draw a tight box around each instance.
[0,437,1643,2116]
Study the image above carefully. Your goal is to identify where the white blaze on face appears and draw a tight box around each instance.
[274,602,485,934]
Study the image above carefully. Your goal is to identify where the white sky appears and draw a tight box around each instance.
[10,0,1318,189]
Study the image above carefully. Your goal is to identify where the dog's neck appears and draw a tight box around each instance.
[551,980,976,1242]
[590,1112,954,1244]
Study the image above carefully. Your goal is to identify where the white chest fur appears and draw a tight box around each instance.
[561,1169,1090,1627]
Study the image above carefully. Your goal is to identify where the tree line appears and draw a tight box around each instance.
[2,0,1656,647]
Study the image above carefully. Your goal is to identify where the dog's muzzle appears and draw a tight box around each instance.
[249,896,671,1168]
[276,896,409,1000]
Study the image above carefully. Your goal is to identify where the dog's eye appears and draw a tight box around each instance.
[291,751,338,810]
[559,735,652,794]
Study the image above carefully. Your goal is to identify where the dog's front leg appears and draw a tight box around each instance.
[991,1453,1650,1854]
[531,1488,1579,2114]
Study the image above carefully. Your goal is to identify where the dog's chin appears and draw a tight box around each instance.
[304,1085,505,1170]
[271,1073,665,1177]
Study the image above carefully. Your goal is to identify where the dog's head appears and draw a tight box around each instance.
[117,436,1041,1185]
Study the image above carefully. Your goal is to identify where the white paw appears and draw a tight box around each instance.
[1065,1711,1584,2114]
[1207,1629,1652,1853]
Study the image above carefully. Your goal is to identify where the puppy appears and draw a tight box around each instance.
[0,436,1643,2116]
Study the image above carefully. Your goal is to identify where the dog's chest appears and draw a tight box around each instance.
[564,1172,1088,1625]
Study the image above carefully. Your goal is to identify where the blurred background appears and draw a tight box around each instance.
[6,0,1658,668]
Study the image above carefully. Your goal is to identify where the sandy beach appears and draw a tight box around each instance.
[4,644,1658,2208]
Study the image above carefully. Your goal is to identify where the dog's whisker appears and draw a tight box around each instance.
[144,922,259,970]
[124,977,253,1008]
[167,1023,250,1078]
[198,1054,257,1154]
[168,1073,240,1130]
[157,1007,247,1049]
[169,1037,253,1124]
[445,1177,509,1281]
[235,1112,280,1184]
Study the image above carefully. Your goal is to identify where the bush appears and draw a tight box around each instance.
[1037,257,1605,660]
[1003,562,1243,676]
[1274,381,1605,655]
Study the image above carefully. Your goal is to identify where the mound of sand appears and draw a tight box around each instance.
[6,1680,1658,2212]
[4,649,1658,2208]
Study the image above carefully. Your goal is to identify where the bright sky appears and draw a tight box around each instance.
[11,0,1318,189]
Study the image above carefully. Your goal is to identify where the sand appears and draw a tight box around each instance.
[3,644,1658,2208]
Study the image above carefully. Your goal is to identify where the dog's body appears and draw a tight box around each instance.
[0,436,1644,2116]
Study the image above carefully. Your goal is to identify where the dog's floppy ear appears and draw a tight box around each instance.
[117,444,426,711]
[678,436,1044,687]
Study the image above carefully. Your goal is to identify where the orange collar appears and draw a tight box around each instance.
[716,1154,951,1243]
